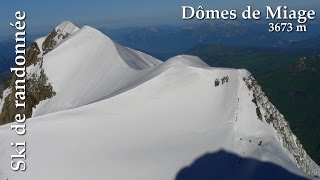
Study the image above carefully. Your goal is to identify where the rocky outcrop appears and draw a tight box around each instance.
[243,73,320,177]
[293,55,320,72]
[42,29,69,54]
[25,42,41,66]
[0,22,79,125]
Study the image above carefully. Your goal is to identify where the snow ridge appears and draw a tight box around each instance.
[55,21,79,35]
[32,25,162,117]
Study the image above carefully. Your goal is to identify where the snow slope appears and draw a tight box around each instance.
[0,23,319,180]
[55,21,79,35]
[32,23,161,117]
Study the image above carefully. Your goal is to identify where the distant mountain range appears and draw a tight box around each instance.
[101,21,320,59]
[0,39,16,73]
[289,35,320,50]
[0,38,33,74]
[0,21,319,74]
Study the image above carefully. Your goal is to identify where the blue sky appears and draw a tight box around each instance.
[0,0,319,35]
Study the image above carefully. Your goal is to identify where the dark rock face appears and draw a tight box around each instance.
[0,27,72,125]
[25,42,41,66]
[243,73,320,177]
[42,29,70,54]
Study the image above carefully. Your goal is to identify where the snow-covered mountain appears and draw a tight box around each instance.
[0,21,319,180]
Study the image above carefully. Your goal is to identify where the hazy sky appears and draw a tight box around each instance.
[0,0,319,34]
